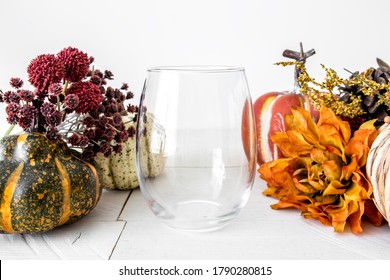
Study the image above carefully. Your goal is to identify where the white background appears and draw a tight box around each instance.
[1,0,390,136]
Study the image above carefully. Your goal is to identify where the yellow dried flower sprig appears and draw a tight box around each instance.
[277,61,390,119]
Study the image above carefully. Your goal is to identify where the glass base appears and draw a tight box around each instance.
[151,200,240,232]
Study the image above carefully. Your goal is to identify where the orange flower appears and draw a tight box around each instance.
[259,107,383,233]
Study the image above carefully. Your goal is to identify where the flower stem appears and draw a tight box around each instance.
[59,80,70,111]
[122,120,135,125]
[3,125,15,137]
[63,80,69,93]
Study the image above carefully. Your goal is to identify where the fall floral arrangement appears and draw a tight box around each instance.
[0,47,138,160]
[258,59,390,233]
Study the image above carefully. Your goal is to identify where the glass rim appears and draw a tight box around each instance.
[147,65,245,73]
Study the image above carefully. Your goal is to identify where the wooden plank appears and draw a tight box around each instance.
[0,221,126,260]
[0,189,130,259]
[112,177,390,259]
[86,189,131,222]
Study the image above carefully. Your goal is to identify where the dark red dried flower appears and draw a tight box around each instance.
[6,114,18,125]
[115,122,125,131]
[57,47,90,82]
[66,81,103,113]
[102,99,110,107]
[99,141,113,157]
[118,103,125,113]
[117,94,125,102]
[114,89,122,100]
[117,131,129,143]
[99,86,106,95]
[112,113,122,126]
[88,109,100,119]
[127,104,138,114]
[126,91,134,99]
[48,93,65,104]
[40,102,56,117]
[1,47,138,160]
[93,69,104,78]
[64,94,79,109]
[97,104,106,113]
[27,54,65,92]
[18,116,34,130]
[5,103,20,115]
[46,126,61,143]
[68,133,80,146]
[81,146,96,160]
[107,103,118,114]
[94,126,104,138]
[9,78,24,89]
[20,104,37,119]
[83,129,95,140]
[127,126,136,137]
[78,135,89,147]
[98,115,109,127]
[35,90,48,101]
[113,144,122,154]
[105,87,114,99]
[45,111,62,126]
[48,83,63,95]
[82,115,95,127]
[121,83,129,90]
[104,70,114,80]
[103,127,115,142]
[3,91,20,103]
[18,90,35,102]
[17,104,38,130]
[90,75,102,85]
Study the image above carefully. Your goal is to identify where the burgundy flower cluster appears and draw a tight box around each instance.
[0,47,138,160]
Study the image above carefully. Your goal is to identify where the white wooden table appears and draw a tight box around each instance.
[1,176,390,260]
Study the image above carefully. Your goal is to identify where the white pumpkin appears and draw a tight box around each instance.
[95,113,165,190]
[366,123,390,223]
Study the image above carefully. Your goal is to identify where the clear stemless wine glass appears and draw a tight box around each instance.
[136,66,257,232]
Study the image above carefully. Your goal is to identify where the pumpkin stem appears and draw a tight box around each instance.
[283,42,316,93]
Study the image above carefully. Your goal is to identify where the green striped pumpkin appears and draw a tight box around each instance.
[0,133,102,234]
